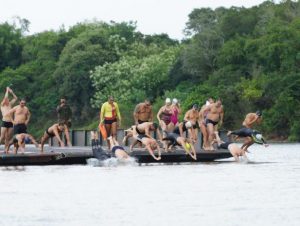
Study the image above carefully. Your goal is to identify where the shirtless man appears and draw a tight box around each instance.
[0,87,18,153]
[198,99,215,150]
[227,111,263,151]
[184,104,200,141]
[204,99,224,150]
[5,99,31,135]
[134,99,153,124]
[8,133,39,154]
[40,123,71,152]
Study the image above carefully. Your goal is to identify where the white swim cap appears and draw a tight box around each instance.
[185,121,192,128]
[255,134,262,140]
[172,98,178,104]
[165,98,171,104]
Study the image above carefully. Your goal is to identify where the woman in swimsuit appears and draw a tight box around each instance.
[170,98,181,129]
[157,98,174,132]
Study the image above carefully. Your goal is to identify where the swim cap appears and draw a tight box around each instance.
[255,134,262,140]
[192,104,199,110]
[185,121,192,128]
[165,98,171,104]
[172,98,178,104]
[185,142,191,150]
[256,111,262,117]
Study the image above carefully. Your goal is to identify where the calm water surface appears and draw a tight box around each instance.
[0,144,300,226]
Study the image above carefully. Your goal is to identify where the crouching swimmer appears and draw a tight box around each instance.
[8,133,39,154]
[132,128,161,161]
[162,131,197,160]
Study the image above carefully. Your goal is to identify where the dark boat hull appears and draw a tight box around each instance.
[0,146,232,166]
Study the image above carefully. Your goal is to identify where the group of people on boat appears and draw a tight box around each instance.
[1,88,267,161]
[0,87,72,154]
[94,95,268,162]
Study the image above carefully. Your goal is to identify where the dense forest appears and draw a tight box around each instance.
[0,0,300,141]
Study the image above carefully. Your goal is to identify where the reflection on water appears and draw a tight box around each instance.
[0,144,299,226]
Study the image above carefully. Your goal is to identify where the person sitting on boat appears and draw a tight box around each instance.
[40,123,71,152]
[213,131,247,162]
[8,133,39,154]
[227,127,268,152]
[132,128,161,161]
[162,131,197,160]
[123,122,162,149]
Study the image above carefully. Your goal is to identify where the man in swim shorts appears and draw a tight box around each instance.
[203,99,224,150]
[1,87,18,153]
[40,123,71,152]
[133,99,153,124]
[5,99,31,135]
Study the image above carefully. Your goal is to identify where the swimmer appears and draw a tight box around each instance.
[213,131,247,162]
[163,131,197,160]
[40,123,71,152]
[132,128,161,161]
[8,133,39,154]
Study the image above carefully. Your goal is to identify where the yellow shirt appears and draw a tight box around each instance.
[100,102,121,122]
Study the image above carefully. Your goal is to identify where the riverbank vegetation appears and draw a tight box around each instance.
[0,0,299,141]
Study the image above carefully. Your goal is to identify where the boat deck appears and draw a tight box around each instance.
[0,146,232,166]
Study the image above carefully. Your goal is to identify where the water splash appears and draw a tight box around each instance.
[86,157,137,167]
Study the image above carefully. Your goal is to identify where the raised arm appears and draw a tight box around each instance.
[1,87,9,106]
[8,88,18,105]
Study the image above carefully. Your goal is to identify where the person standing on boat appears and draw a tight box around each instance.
[0,87,18,153]
[204,99,224,150]
[100,96,121,149]
[56,97,72,128]
[170,98,181,128]
[133,99,153,124]
[183,104,200,143]
[157,98,174,132]
[199,98,214,150]
[5,99,31,136]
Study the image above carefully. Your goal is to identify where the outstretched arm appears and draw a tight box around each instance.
[145,144,161,161]
[8,88,18,105]
[53,127,64,147]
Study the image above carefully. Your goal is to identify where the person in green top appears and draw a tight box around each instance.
[56,97,72,128]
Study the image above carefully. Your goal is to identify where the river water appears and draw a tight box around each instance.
[0,144,299,226]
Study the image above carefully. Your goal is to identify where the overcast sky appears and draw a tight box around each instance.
[0,0,271,40]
